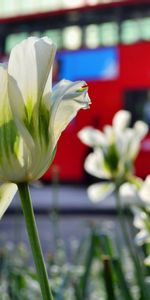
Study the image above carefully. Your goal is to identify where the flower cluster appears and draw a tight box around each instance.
[78,110,148,202]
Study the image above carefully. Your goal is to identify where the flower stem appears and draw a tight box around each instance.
[115,189,148,300]
[18,183,54,300]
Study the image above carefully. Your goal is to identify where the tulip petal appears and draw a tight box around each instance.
[0,65,33,182]
[135,229,150,246]
[126,122,148,161]
[84,150,111,179]
[119,182,138,206]
[133,211,146,229]
[113,110,131,132]
[8,76,35,150]
[8,37,56,140]
[8,37,56,107]
[144,255,150,266]
[0,64,11,123]
[87,182,115,203]
[0,183,18,219]
[50,80,91,148]
[134,121,148,140]
[78,127,105,147]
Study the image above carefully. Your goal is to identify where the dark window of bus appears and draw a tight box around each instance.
[124,90,150,128]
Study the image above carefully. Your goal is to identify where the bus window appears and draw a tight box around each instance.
[62,26,82,50]
[124,90,149,126]
[121,19,141,44]
[100,22,119,46]
[85,25,100,48]
[6,33,28,54]
[44,30,62,49]
[140,17,150,41]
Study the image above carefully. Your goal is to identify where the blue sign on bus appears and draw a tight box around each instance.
[58,47,119,81]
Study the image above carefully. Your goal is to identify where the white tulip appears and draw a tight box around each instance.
[0,37,91,218]
[79,109,148,203]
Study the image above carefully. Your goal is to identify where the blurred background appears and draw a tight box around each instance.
[0,0,150,251]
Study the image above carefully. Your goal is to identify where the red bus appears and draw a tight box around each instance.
[1,0,150,182]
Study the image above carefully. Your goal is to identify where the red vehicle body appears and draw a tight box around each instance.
[42,42,150,182]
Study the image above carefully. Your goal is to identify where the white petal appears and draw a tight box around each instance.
[7,37,56,162]
[8,37,56,107]
[116,128,133,156]
[78,126,105,147]
[135,229,150,246]
[0,65,31,182]
[134,121,148,140]
[103,125,114,143]
[144,255,150,266]
[133,211,146,229]
[123,128,141,160]
[0,63,7,96]
[50,80,91,148]
[126,122,148,161]
[119,183,138,206]
[139,175,150,204]
[87,182,115,203]
[0,64,10,123]
[112,110,131,132]
[0,183,18,219]
[84,150,111,179]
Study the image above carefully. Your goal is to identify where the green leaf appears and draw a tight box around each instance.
[112,258,134,300]
[102,256,117,300]
[75,231,98,300]
[99,234,116,257]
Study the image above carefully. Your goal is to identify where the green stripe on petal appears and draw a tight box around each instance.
[0,183,18,219]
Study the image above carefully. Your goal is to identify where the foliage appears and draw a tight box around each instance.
[1,224,150,300]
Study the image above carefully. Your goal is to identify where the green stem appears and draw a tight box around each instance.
[18,183,54,300]
[115,189,148,300]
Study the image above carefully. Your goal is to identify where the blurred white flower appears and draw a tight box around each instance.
[119,182,139,207]
[144,255,150,266]
[78,110,148,203]
[78,126,106,147]
[119,175,150,209]
[84,149,111,179]
[87,182,115,203]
